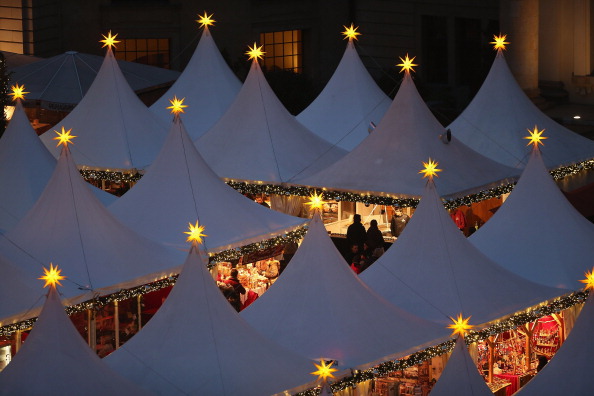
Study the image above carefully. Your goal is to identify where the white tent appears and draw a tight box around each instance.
[0,100,114,233]
[447,49,594,168]
[241,213,448,369]
[429,337,493,396]
[196,57,347,183]
[296,38,391,151]
[150,25,241,140]
[0,144,183,323]
[515,294,594,395]
[0,253,45,322]
[293,71,518,198]
[0,285,153,395]
[360,178,565,325]
[470,147,594,290]
[109,114,306,250]
[105,244,316,396]
[9,50,179,109]
[39,47,169,170]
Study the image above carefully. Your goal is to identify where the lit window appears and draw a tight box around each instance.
[260,30,302,73]
[114,38,170,69]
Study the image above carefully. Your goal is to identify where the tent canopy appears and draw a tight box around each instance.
[448,50,594,168]
[293,71,518,198]
[241,213,448,369]
[150,26,241,140]
[297,39,391,151]
[196,59,346,183]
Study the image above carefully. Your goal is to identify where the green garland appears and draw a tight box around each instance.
[79,169,142,183]
[295,290,589,395]
[0,226,307,337]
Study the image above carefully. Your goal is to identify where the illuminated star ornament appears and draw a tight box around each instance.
[100,31,121,49]
[197,11,215,28]
[185,221,207,244]
[342,23,361,41]
[490,34,509,51]
[10,84,29,101]
[306,191,326,212]
[419,158,442,180]
[39,263,66,288]
[246,43,265,61]
[167,96,188,115]
[53,127,77,147]
[524,126,547,148]
[397,54,417,74]
[447,314,474,337]
[580,268,594,290]
[311,360,338,382]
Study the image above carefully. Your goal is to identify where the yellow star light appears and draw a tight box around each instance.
[419,158,442,180]
[311,360,338,382]
[305,191,326,212]
[246,42,265,61]
[580,268,594,290]
[100,31,121,49]
[397,54,418,73]
[185,221,207,244]
[167,96,188,115]
[524,126,547,148]
[197,11,215,28]
[342,24,361,41]
[447,313,474,337]
[39,263,66,288]
[53,126,77,147]
[10,84,29,101]
[490,34,509,51]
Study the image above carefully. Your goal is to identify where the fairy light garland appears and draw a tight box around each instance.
[294,290,589,395]
[80,169,142,183]
[0,226,307,337]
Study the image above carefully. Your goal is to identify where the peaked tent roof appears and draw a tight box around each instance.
[9,50,179,109]
[0,285,153,396]
[150,26,241,140]
[429,337,493,396]
[241,213,448,369]
[515,293,594,395]
[1,51,42,69]
[293,72,518,198]
[109,115,306,250]
[196,59,347,183]
[470,148,594,290]
[39,48,168,170]
[105,244,316,396]
[296,39,391,151]
[0,145,183,323]
[0,100,114,233]
[447,50,594,168]
[0,253,46,323]
[360,179,565,325]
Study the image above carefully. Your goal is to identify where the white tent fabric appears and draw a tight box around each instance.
[296,39,391,151]
[196,59,347,183]
[293,72,518,198]
[109,115,306,250]
[105,244,317,396]
[9,50,179,108]
[429,336,493,396]
[360,179,565,325]
[241,213,448,369]
[0,285,153,396]
[447,50,594,168]
[0,145,183,323]
[0,100,114,233]
[150,26,241,140]
[39,48,168,170]
[515,294,594,395]
[0,253,46,323]
[470,148,594,290]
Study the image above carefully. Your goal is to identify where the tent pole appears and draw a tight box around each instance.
[114,300,120,349]
[487,336,495,383]
[14,330,21,353]
[88,308,97,352]
[137,295,143,330]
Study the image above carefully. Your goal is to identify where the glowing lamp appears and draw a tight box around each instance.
[305,191,326,212]
[167,96,188,115]
[397,54,417,73]
[53,127,77,147]
[185,221,207,244]
[580,268,594,290]
[39,263,66,288]
[311,359,338,382]
[10,84,29,101]
[524,126,547,148]
[342,24,361,41]
[246,43,265,61]
[197,11,215,28]
[447,313,474,337]
[490,34,509,51]
[419,158,442,180]
[100,31,121,49]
